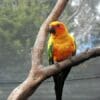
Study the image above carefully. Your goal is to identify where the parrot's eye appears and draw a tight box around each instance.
[56,24,60,27]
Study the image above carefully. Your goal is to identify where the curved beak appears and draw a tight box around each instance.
[48,25,56,34]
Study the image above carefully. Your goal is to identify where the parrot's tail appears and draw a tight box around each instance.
[53,67,71,100]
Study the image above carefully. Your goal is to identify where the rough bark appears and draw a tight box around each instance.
[8,0,69,100]
[7,0,100,100]
[43,48,100,78]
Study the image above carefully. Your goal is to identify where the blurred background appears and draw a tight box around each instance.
[0,0,100,100]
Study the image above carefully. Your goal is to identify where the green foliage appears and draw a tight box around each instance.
[0,0,53,67]
[1,0,99,67]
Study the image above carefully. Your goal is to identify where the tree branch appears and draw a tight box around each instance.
[8,0,69,100]
[32,0,69,66]
[8,47,100,100]
[43,48,100,78]
[7,0,100,100]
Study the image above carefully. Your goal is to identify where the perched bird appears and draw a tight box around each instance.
[47,21,76,100]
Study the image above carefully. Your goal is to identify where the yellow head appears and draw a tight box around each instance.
[48,21,69,37]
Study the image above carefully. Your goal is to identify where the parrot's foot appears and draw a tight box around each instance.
[54,61,60,68]
[68,56,75,64]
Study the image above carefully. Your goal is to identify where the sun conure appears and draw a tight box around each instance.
[47,21,76,100]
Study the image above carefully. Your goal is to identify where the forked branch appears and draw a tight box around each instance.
[7,0,100,100]
[8,0,69,100]
[32,0,69,66]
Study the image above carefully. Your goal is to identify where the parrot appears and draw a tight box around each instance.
[47,21,76,100]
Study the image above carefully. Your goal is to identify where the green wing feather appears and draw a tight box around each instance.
[47,36,54,64]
